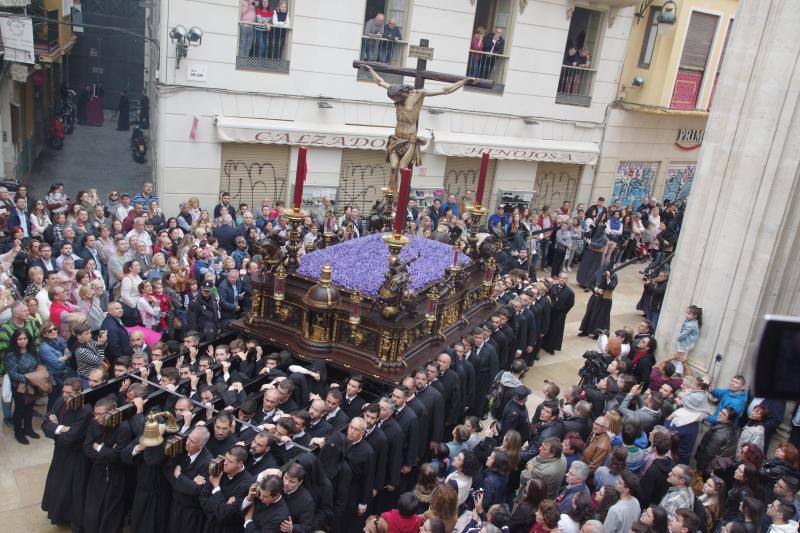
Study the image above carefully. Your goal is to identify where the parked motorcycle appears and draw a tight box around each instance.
[47,115,65,149]
[131,126,147,163]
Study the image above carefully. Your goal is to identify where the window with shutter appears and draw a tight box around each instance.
[219,144,290,209]
[679,12,719,69]
[670,11,719,110]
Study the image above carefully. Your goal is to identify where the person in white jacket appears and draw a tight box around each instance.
[766,498,799,532]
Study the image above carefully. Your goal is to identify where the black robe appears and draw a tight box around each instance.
[82,419,133,533]
[245,452,279,477]
[200,468,255,533]
[245,497,291,532]
[342,437,376,533]
[41,400,92,526]
[579,271,618,335]
[433,369,462,428]
[376,417,404,498]
[469,343,499,417]
[284,485,316,533]
[166,447,214,533]
[342,394,366,420]
[121,440,171,533]
[457,356,476,420]
[416,384,445,444]
[206,433,238,457]
[325,408,350,433]
[365,425,389,491]
[306,417,333,438]
[491,328,511,371]
[406,396,430,461]
[542,284,575,352]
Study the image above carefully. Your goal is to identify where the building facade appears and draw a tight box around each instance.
[0,0,77,180]
[593,0,738,207]
[149,0,640,217]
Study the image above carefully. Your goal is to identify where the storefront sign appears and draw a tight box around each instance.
[675,129,704,150]
[223,128,388,150]
[433,142,597,165]
[0,16,35,64]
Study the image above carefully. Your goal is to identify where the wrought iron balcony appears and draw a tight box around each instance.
[236,21,291,73]
[555,65,596,107]
[465,50,507,95]
[356,36,408,83]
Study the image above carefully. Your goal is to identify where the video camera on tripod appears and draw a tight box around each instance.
[577,349,611,387]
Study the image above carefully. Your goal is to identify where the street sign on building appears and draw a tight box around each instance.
[0,15,34,64]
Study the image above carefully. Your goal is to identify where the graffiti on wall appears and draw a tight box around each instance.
[612,161,659,208]
[533,164,580,211]
[221,159,287,209]
[662,163,696,203]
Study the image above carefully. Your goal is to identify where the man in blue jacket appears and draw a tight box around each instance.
[218,269,246,332]
[100,302,133,364]
[706,374,748,425]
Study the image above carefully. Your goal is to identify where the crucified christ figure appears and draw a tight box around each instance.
[362,65,477,192]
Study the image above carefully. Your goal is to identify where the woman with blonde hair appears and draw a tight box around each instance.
[187,196,202,222]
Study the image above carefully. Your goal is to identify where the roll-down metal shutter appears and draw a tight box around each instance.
[219,144,290,208]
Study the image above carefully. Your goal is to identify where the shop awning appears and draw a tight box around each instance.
[430,131,599,165]
[215,116,420,151]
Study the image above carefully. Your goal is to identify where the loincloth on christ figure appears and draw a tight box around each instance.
[386,134,426,166]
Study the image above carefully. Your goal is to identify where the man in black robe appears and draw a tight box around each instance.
[391,384,420,491]
[306,398,333,438]
[468,328,499,418]
[242,475,291,532]
[207,412,238,457]
[520,292,540,365]
[431,354,462,434]
[414,368,444,450]
[532,286,552,359]
[281,463,316,533]
[166,425,214,533]
[41,377,92,529]
[509,299,530,361]
[579,267,618,338]
[402,375,430,460]
[311,417,375,533]
[323,388,350,432]
[341,375,367,420]
[542,273,575,355]
[451,343,475,421]
[362,403,388,497]
[489,313,511,371]
[374,398,404,512]
[82,396,133,533]
[199,445,255,533]
[117,90,129,130]
[245,431,279,477]
[121,408,172,533]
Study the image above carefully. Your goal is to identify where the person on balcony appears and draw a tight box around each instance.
[253,0,274,59]
[362,12,385,62]
[380,18,402,63]
[468,27,486,78]
[239,0,257,58]
[481,28,505,79]
[269,1,290,60]
[560,45,579,94]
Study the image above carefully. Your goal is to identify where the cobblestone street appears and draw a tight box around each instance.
[24,111,150,200]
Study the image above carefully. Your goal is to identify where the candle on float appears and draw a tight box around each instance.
[475,151,489,206]
[292,147,308,209]
[394,167,412,235]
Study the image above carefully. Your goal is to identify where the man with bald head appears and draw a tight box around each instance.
[306,397,333,438]
[254,389,280,425]
[167,425,213,533]
[433,352,462,434]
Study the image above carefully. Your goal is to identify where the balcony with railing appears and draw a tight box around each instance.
[555,65,596,107]
[356,36,408,83]
[465,49,507,94]
[236,21,292,73]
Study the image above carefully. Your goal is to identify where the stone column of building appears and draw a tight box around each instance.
[657,0,800,383]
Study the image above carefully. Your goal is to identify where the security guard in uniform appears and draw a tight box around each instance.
[499,385,531,442]
[188,279,221,342]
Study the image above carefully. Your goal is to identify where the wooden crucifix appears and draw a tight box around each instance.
[353,39,492,192]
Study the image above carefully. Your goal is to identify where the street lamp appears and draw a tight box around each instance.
[170,25,204,69]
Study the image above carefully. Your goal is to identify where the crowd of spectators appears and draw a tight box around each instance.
[2,178,798,533]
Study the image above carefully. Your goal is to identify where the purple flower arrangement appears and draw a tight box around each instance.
[297,233,471,297]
